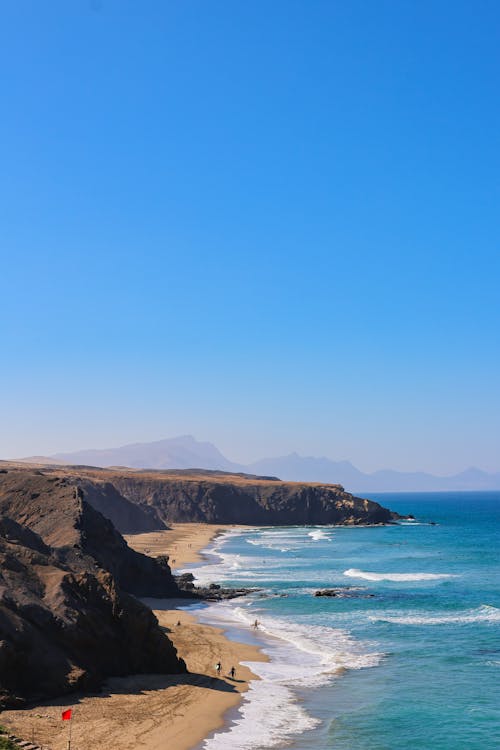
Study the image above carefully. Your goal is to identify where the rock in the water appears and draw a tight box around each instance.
[314,587,375,598]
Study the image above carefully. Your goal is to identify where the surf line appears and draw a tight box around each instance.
[344,568,456,582]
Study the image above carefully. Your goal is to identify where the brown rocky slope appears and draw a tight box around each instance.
[0,467,186,709]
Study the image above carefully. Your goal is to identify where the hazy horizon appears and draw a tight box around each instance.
[2,2,499,475]
[6,433,500,477]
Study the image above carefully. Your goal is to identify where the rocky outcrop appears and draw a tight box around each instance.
[0,469,186,708]
[75,478,166,534]
[314,587,375,598]
[3,465,400,528]
[106,471,398,526]
[175,572,257,601]
[0,470,178,597]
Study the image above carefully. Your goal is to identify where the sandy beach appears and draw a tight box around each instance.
[124,522,246,569]
[1,524,265,750]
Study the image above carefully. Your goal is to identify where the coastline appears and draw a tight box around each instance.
[123,522,249,570]
[1,524,266,750]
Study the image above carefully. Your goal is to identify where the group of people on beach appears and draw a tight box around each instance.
[213,620,261,680]
[215,661,236,680]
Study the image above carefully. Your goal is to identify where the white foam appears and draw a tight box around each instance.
[202,679,318,749]
[246,538,295,552]
[245,527,333,551]
[308,529,331,541]
[371,604,500,625]
[199,602,382,749]
[260,529,308,537]
[185,528,384,749]
[344,568,456,582]
[179,550,264,585]
[184,547,331,585]
[199,601,383,686]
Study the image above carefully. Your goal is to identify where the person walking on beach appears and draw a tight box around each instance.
[253,619,259,630]
[229,666,236,679]
[215,661,222,676]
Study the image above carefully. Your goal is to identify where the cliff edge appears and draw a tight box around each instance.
[75,468,398,526]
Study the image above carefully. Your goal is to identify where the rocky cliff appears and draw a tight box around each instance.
[0,468,186,709]
[103,471,397,525]
[75,476,166,533]
[28,466,399,526]
[0,469,179,596]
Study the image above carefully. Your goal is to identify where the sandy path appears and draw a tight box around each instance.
[1,525,265,750]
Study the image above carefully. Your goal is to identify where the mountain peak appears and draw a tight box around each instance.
[14,438,500,492]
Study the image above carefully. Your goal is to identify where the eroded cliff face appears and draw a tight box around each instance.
[75,478,165,534]
[0,470,178,597]
[0,469,186,709]
[107,472,396,526]
[3,464,399,529]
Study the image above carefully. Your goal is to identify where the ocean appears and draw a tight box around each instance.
[182,492,500,750]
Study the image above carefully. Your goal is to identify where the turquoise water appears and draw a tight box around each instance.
[186,493,500,750]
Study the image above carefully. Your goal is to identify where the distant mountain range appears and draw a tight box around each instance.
[15,434,500,492]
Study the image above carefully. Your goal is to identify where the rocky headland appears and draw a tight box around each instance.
[12,464,401,528]
[0,461,402,711]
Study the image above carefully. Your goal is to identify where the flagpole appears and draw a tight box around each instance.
[68,712,73,750]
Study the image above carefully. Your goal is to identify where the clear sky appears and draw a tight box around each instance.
[1,0,499,474]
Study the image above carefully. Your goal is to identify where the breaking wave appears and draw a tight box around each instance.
[200,601,382,749]
[370,604,500,625]
[344,568,456,582]
[308,529,331,541]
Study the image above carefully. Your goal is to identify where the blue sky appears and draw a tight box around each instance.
[1,0,499,473]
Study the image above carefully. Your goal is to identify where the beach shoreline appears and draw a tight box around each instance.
[124,522,249,570]
[0,523,266,750]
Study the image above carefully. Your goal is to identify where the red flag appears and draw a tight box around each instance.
[62,709,72,721]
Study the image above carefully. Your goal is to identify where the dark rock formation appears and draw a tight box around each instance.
[75,478,166,534]
[4,465,401,528]
[175,573,257,601]
[0,469,186,709]
[314,587,375,598]
[0,470,178,598]
[193,586,256,601]
[103,471,399,526]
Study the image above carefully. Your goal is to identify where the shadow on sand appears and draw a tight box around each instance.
[33,672,241,711]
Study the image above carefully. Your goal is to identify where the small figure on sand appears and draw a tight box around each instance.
[176,620,181,627]
[253,619,259,630]
[215,661,222,676]
[229,666,236,679]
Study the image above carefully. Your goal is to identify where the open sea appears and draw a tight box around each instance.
[183,492,500,750]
